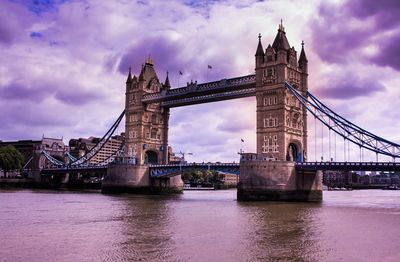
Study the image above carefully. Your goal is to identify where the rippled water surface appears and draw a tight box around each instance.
[1,189,400,262]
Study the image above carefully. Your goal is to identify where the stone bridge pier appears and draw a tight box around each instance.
[102,161,183,194]
[237,154,322,201]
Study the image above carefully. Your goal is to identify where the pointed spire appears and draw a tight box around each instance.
[163,71,171,89]
[279,18,285,32]
[272,21,290,51]
[255,33,264,56]
[299,40,308,62]
[126,67,132,83]
[139,64,145,81]
[146,55,153,65]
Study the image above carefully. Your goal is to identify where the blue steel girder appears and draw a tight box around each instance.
[284,82,400,159]
[142,74,256,107]
[149,163,240,178]
[41,150,65,167]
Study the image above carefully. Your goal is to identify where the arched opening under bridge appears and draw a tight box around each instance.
[145,150,158,165]
[287,143,302,162]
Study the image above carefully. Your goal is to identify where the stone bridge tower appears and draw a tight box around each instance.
[238,23,322,202]
[255,23,308,162]
[103,58,183,194]
[125,58,170,165]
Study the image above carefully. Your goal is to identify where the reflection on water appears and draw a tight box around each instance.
[242,202,324,261]
[111,196,177,261]
[0,189,400,262]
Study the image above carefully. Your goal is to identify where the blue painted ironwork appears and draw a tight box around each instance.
[65,152,77,162]
[22,156,33,171]
[149,163,240,178]
[41,150,64,167]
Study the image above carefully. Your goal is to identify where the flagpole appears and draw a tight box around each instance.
[178,70,182,87]
[206,65,212,83]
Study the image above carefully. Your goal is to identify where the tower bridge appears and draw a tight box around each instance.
[38,23,400,201]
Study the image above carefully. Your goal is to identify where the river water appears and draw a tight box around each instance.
[0,189,399,262]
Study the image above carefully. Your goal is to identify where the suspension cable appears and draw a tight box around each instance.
[334,131,337,161]
[329,118,331,161]
[69,110,125,167]
[314,114,317,162]
[348,139,350,162]
[284,82,400,159]
[321,119,324,161]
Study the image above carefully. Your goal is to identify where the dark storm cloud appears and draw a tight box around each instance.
[118,36,184,77]
[0,81,104,105]
[118,35,235,86]
[314,73,385,100]
[0,103,74,128]
[370,33,400,71]
[10,0,69,15]
[310,1,370,63]
[0,82,49,102]
[311,0,400,71]
[54,88,104,105]
[347,0,400,28]
[0,1,36,45]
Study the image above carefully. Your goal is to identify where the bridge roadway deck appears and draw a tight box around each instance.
[40,161,400,176]
[296,162,400,171]
[142,74,256,107]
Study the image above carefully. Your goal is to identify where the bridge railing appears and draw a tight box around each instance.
[296,161,400,171]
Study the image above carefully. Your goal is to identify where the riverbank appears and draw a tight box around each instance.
[0,178,101,190]
[0,178,35,188]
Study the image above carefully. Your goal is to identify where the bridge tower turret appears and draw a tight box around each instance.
[239,22,321,202]
[124,57,169,165]
[104,58,182,194]
[255,22,308,162]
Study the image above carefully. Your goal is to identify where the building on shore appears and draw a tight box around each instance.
[167,146,184,164]
[69,133,125,165]
[0,137,68,178]
[221,173,238,186]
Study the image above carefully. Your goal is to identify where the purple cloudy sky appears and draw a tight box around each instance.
[1,0,400,162]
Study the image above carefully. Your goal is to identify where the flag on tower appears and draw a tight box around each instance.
[208,65,212,69]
